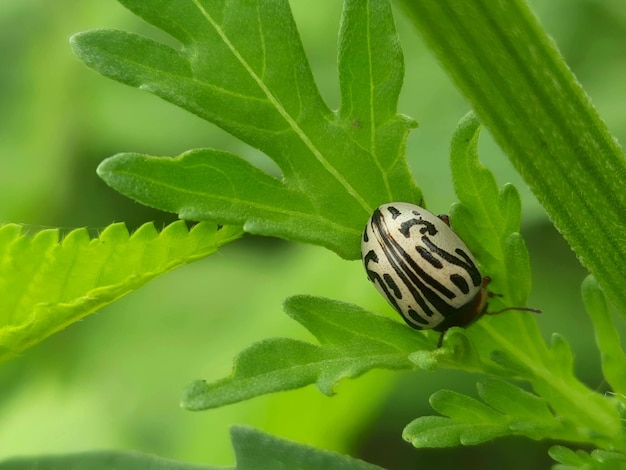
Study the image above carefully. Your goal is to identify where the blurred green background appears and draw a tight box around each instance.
[0,0,624,468]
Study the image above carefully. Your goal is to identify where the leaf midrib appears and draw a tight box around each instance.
[191,0,373,215]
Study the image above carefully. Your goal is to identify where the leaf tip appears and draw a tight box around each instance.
[68,31,86,51]
[180,379,210,411]
[96,153,125,179]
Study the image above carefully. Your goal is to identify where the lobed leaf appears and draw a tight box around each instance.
[181,295,425,410]
[548,333,575,377]
[402,415,500,448]
[497,184,522,237]
[444,112,547,367]
[403,113,625,451]
[549,445,594,469]
[404,414,509,448]
[582,276,626,394]
[449,112,532,308]
[405,381,575,450]
[71,0,422,259]
[0,222,241,361]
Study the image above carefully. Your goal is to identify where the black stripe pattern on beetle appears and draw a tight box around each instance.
[362,202,493,333]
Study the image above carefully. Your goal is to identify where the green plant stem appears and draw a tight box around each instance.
[396,0,626,316]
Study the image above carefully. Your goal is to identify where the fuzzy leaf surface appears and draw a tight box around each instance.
[71,0,422,259]
[408,114,625,451]
[230,426,384,470]
[445,112,545,369]
[398,0,626,317]
[549,445,626,470]
[404,381,576,449]
[181,295,425,410]
[0,222,241,361]
[582,275,626,394]
[0,426,382,470]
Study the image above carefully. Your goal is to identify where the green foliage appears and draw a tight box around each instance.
[403,380,562,448]
[0,222,241,361]
[229,426,383,470]
[2,0,625,467]
[549,445,626,470]
[449,112,530,307]
[0,451,215,470]
[182,114,626,458]
[71,0,422,260]
[436,112,542,363]
[582,275,626,394]
[182,295,425,410]
[0,426,382,470]
[405,115,625,453]
[397,0,626,318]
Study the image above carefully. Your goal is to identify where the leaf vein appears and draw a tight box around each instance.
[191,0,372,214]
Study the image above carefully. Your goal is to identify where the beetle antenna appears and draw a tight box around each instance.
[486,306,542,315]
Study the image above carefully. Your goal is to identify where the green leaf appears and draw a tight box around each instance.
[502,232,531,307]
[404,396,504,448]
[582,275,626,394]
[549,445,626,470]
[0,426,383,470]
[405,381,575,449]
[397,0,626,317]
[430,389,503,423]
[405,391,511,447]
[488,349,533,378]
[0,222,241,361]
[181,295,424,410]
[497,184,522,237]
[549,445,592,468]
[476,379,555,434]
[404,113,625,452]
[403,415,484,448]
[285,295,424,353]
[71,0,422,259]
[0,450,217,470]
[590,450,626,469]
[548,333,575,377]
[449,112,532,306]
[408,328,485,373]
[446,111,546,365]
[231,426,384,470]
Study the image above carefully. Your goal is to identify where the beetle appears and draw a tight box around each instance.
[361,202,540,346]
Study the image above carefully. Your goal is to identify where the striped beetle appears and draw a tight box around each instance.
[361,202,539,346]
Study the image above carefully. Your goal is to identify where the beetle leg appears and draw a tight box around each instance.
[437,214,451,226]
